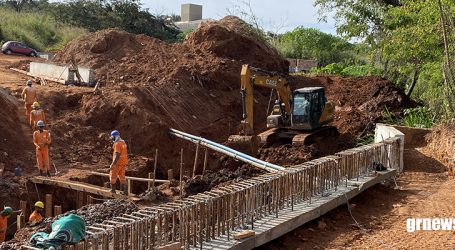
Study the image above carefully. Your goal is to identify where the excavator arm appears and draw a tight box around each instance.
[240,64,291,135]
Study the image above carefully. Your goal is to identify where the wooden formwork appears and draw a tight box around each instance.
[21,138,401,250]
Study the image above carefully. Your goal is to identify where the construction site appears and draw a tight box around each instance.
[0,15,454,250]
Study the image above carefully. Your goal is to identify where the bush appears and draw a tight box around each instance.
[341,64,382,77]
[0,7,86,51]
[311,63,345,75]
[402,107,435,128]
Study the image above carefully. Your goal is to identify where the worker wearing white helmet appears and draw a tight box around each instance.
[33,120,52,176]
[21,79,37,121]
[30,102,46,131]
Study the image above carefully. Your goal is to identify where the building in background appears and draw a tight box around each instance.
[287,59,318,73]
[174,4,212,31]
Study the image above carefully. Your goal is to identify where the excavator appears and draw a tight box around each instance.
[228,64,338,150]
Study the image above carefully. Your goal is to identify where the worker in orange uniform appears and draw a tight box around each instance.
[109,130,128,194]
[33,120,52,177]
[0,207,13,243]
[21,80,37,121]
[29,201,44,224]
[29,102,46,131]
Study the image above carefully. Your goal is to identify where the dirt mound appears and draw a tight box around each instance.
[0,88,33,170]
[426,122,455,168]
[48,20,413,176]
[186,16,288,72]
[290,75,416,137]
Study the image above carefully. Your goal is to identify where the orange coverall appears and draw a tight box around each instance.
[29,210,43,223]
[0,215,7,243]
[110,140,128,185]
[21,86,37,120]
[30,109,46,131]
[33,130,52,171]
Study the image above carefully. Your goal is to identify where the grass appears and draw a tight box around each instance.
[0,7,86,51]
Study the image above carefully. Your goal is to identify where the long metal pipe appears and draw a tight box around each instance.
[169,128,286,172]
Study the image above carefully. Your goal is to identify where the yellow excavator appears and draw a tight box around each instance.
[228,64,338,149]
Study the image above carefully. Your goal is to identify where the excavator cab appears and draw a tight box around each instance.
[291,87,327,130]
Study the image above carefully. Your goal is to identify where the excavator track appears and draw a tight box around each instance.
[291,126,339,146]
[257,126,339,147]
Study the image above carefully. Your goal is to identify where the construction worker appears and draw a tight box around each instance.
[21,79,37,121]
[0,207,13,243]
[109,130,128,194]
[33,120,52,177]
[30,102,46,131]
[29,201,44,224]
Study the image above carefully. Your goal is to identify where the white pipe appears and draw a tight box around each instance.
[169,128,286,172]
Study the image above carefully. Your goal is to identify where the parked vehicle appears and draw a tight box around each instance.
[1,41,38,57]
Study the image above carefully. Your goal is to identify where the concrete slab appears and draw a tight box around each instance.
[29,62,96,85]
[190,169,396,250]
[375,123,404,172]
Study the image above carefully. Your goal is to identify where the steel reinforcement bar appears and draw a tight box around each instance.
[21,137,400,250]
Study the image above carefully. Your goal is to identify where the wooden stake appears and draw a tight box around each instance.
[19,200,27,218]
[152,148,158,188]
[192,142,200,177]
[17,214,25,230]
[54,205,62,216]
[127,179,132,196]
[45,194,52,217]
[203,149,208,174]
[179,148,184,199]
[168,169,174,181]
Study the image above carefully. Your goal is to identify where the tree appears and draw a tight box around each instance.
[271,27,361,66]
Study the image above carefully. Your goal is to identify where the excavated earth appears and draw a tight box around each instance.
[0,16,416,247]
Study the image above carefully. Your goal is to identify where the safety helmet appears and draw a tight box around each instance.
[26,80,33,86]
[110,130,120,138]
[32,102,40,108]
[37,120,45,127]
[34,201,44,209]
[2,207,13,215]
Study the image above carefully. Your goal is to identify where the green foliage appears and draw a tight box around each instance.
[48,0,180,41]
[402,107,434,128]
[356,133,375,146]
[311,63,382,77]
[0,7,85,51]
[176,29,194,41]
[341,64,382,77]
[271,27,360,66]
[315,0,455,120]
[311,63,345,75]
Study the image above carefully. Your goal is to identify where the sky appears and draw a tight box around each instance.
[143,0,337,34]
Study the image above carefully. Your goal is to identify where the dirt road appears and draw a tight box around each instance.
[261,145,455,249]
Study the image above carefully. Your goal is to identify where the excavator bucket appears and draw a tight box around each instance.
[226,135,261,156]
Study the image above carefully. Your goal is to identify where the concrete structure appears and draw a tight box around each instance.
[287,58,318,73]
[181,3,202,22]
[375,123,405,172]
[196,169,397,249]
[37,52,56,60]
[29,62,96,86]
[175,3,211,31]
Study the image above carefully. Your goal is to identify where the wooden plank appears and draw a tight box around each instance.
[155,242,182,250]
[90,171,169,183]
[31,177,128,199]
[45,194,52,217]
[233,230,255,240]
